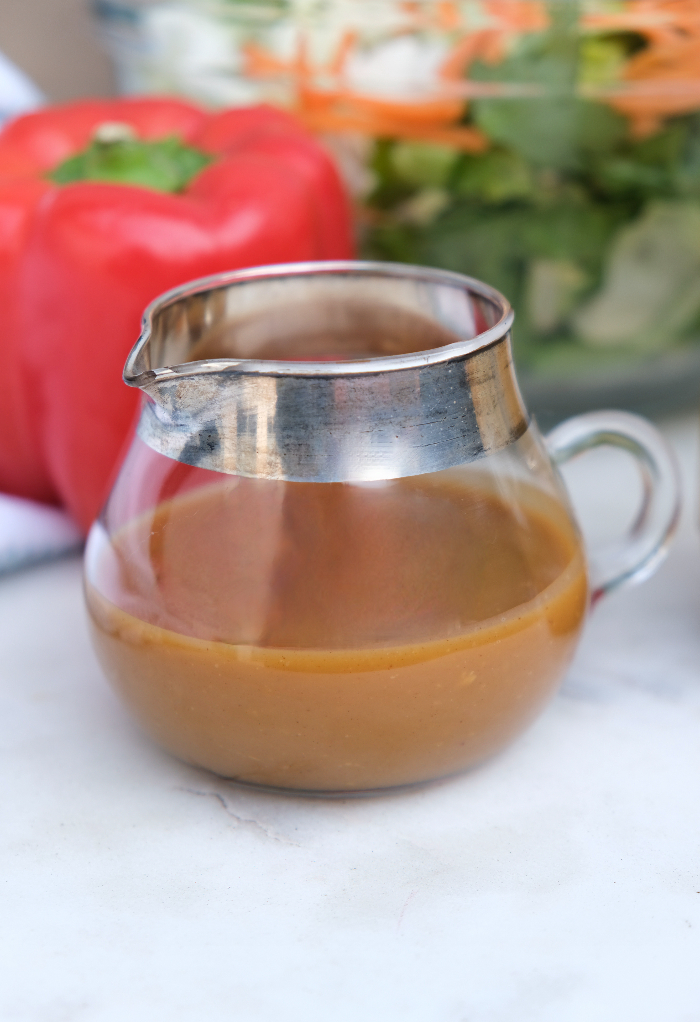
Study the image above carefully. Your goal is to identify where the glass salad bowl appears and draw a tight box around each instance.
[94,0,700,421]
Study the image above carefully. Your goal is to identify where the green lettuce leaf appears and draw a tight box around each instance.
[573,201,700,349]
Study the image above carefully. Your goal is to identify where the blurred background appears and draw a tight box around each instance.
[0,0,114,100]
[2,0,700,560]
[5,0,699,426]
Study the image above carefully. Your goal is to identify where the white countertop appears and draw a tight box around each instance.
[2,416,700,1022]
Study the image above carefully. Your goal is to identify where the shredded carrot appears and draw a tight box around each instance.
[587,1,700,136]
[397,0,465,32]
[329,30,357,76]
[483,0,549,33]
[297,104,490,151]
[614,42,700,136]
[243,1,700,145]
[439,30,506,80]
[294,85,488,150]
[334,93,465,127]
[435,1,462,32]
[242,42,295,78]
[583,0,700,41]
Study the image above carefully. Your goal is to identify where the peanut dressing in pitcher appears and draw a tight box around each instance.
[86,472,587,791]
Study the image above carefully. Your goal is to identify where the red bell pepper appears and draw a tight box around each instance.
[0,97,353,530]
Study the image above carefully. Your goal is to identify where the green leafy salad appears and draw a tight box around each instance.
[362,19,700,375]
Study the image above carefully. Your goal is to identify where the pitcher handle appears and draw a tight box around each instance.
[545,410,681,604]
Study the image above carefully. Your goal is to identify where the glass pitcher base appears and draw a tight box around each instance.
[183,763,482,799]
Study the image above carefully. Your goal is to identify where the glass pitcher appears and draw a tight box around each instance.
[84,262,679,793]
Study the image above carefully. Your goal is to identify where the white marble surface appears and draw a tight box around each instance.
[2,417,700,1022]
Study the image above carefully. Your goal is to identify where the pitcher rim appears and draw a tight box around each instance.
[124,260,515,388]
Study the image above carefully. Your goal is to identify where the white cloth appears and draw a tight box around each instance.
[0,494,82,574]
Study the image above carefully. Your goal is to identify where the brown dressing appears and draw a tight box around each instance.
[86,474,588,791]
